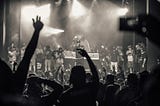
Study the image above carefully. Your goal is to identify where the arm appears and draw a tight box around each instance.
[77,49,99,83]
[42,79,63,92]
[14,16,44,94]
[41,79,63,106]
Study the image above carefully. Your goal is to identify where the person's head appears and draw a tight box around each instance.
[86,73,93,83]
[127,73,138,87]
[69,66,86,87]
[105,74,115,85]
[26,76,43,97]
[139,70,150,85]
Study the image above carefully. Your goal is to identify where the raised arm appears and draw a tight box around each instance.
[41,79,63,106]
[14,16,44,94]
[77,49,99,83]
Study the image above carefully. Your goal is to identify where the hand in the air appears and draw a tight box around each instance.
[32,16,44,31]
[77,48,88,57]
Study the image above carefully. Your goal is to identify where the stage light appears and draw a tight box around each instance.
[57,45,61,48]
[117,7,128,16]
[37,4,51,18]
[21,4,51,23]
[70,0,87,18]
[42,26,64,37]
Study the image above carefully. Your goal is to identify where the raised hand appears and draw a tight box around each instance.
[77,48,88,57]
[32,16,44,31]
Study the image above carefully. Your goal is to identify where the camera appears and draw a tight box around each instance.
[119,16,139,31]
[119,14,160,46]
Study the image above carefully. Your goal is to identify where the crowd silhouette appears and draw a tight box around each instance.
[0,14,160,106]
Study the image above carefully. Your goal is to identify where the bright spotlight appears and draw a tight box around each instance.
[42,26,64,37]
[21,4,51,23]
[21,5,36,20]
[70,0,87,18]
[117,8,128,16]
[37,4,51,18]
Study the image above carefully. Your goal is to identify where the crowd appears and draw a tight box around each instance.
[0,15,160,106]
[7,37,148,84]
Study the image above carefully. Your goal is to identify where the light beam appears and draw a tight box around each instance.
[70,0,87,18]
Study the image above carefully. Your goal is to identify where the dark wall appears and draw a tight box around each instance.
[0,0,4,58]
[148,0,160,70]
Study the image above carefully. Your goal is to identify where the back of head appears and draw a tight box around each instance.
[69,66,86,86]
[26,76,43,97]
[106,74,115,85]
[127,73,138,87]
[139,70,150,85]
[86,73,93,83]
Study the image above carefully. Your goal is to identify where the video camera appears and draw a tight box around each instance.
[119,14,160,46]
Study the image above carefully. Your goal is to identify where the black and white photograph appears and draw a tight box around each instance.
[0,0,160,106]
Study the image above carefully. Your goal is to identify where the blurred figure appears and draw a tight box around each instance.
[80,35,91,52]
[0,16,44,105]
[29,52,36,75]
[117,46,125,72]
[143,65,160,106]
[20,43,26,60]
[115,73,139,106]
[126,45,134,74]
[36,45,44,76]
[8,42,18,71]
[44,45,52,73]
[55,46,65,82]
[110,46,119,74]
[59,49,99,106]
[102,74,120,106]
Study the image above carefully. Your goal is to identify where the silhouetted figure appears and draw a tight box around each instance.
[0,16,43,105]
[127,70,150,106]
[142,65,160,106]
[13,16,44,94]
[59,49,99,106]
[115,73,139,106]
[102,74,120,106]
[119,14,160,106]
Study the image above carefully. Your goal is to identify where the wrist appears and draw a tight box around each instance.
[34,29,41,33]
[85,54,90,59]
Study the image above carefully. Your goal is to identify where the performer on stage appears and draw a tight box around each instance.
[54,46,65,82]
[36,45,44,76]
[80,35,91,52]
[8,42,18,71]
[29,52,36,75]
[117,46,124,71]
[126,45,134,74]
[44,45,52,73]
[110,46,119,74]
[135,43,147,73]
[71,34,91,52]
[20,43,26,61]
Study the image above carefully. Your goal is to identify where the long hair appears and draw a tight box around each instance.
[69,66,86,86]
